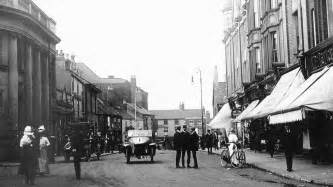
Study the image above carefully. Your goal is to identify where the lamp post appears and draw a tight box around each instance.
[193,68,205,137]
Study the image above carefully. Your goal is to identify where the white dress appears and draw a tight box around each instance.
[228,133,238,165]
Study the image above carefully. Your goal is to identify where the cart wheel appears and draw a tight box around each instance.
[220,149,229,167]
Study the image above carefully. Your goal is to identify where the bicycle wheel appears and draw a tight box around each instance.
[236,150,246,167]
[220,149,229,167]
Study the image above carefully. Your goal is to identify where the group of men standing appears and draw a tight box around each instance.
[173,126,199,168]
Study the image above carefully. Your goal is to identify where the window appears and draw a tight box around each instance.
[312,8,317,46]
[270,0,277,9]
[175,119,179,125]
[254,0,260,28]
[189,120,194,126]
[163,120,168,125]
[164,126,168,132]
[255,48,261,73]
[293,11,299,54]
[271,32,278,62]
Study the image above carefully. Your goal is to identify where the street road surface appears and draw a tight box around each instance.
[0,150,320,187]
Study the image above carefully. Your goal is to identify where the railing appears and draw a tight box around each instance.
[303,36,333,78]
[0,0,56,33]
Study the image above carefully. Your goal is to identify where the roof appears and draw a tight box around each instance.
[150,109,202,120]
[76,63,100,83]
[98,78,128,84]
[127,103,152,115]
[244,68,305,120]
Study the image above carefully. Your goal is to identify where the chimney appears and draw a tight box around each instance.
[130,75,137,104]
[179,102,185,110]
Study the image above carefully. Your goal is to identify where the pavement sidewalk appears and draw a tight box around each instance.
[204,148,333,186]
[0,152,117,177]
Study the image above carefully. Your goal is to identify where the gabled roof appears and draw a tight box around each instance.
[150,109,202,120]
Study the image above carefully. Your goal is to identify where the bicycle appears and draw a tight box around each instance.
[220,143,246,168]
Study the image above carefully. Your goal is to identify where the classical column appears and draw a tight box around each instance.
[33,48,41,126]
[41,53,50,126]
[25,43,33,124]
[8,35,18,130]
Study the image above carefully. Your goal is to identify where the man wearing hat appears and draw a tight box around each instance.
[189,127,199,168]
[19,126,38,185]
[173,126,182,168]
[181,126,191,168]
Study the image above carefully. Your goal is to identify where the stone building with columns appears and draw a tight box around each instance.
[0,0,60,160]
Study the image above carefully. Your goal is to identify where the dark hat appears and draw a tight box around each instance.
[176,126,181,130]
[191,127,195,131]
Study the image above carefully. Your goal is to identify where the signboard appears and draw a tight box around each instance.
[128,130,152,137]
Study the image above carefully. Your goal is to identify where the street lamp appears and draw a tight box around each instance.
[192,68,205,137]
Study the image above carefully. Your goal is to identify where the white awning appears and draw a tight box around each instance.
[269,109,304,124]
[208,103,232,130]
[233,100,259,122]
[244,68,304,120]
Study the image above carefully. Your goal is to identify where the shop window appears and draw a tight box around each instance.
[271,32,278,62]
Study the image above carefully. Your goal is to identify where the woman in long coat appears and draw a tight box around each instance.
[19,126,38,185]
[38,125,50,174]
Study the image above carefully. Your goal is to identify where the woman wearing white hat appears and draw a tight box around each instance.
[19,126,37,185]
[38,125,50,175]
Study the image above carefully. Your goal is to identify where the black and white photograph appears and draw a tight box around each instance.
[0,0,333,186]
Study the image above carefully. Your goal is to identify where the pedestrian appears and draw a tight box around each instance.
[266,126,276,158]
[173,127,182,168]
[19,126,38,185]
[71,130,84,179]
[63,135,72,162]
[189,127,199,168]
[181,126,191,168]
[206,130,213,154]
[228,129,239,165]
[213,131,218,150]
[37,125,50,175]
[282,126,295,172]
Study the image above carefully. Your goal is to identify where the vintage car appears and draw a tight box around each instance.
[123,130,156,163]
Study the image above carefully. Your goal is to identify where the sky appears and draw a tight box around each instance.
[33,0,227,116]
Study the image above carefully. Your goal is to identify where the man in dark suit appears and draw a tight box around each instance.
[71,130,84,179]
[206,130,213,154]
[282,126,295,172]
[181,126,191,168]
[173,127,182,168]
[189,127,199,168]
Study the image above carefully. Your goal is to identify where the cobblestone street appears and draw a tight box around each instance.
[0,150,322,187]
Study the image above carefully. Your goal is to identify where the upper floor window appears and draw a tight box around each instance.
[254,0,260,28]
[255,47,261,73]
[175,119,179,125]
[271,32,278,62]
[311,8,317,46]
[164,120,168,125]
[270,0,277,9]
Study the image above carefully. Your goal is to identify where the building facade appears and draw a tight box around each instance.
[0,0,60,160]
[150,104,207,139]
